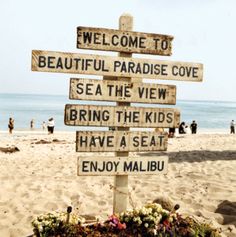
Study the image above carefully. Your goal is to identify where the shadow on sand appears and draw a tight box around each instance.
[139,150,236,227]
[139,150,236,163]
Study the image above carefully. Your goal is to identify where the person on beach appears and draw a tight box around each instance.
[230,120,235,134]
[190,120,197,134]
[178,122,186,134]
[8,117,14,134]
[47,118,55,134]
[30,119,34,129]
[42,121,46,130]
[168,127,175,138]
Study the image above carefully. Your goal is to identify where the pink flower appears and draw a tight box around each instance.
[109,222,116,227]
[117,222,126,230]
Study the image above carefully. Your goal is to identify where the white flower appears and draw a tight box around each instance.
[147,208,152,214]
[144,223,149,228]
[155,215,162,224]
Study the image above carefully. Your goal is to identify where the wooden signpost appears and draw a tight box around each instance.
[77,26,173,55]
[77,156,168,176]
[64,104,180,127]
[31,13,203,215]
[31,50,203,82]
[76,131,168,152]
[108,15,135,213]
[69,78,176,104]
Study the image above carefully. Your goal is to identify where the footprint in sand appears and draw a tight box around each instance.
[175,186,195,195]
[181,198,193,205]
[0,201,8,207]
[98,200,107,206]
[134,179,141,184]
[207,186,226,193]
[21,192,30,199]
[30,185,42,193]
[85,191,95,197]
[138,193,146,198]
[54,189,63,196]
[9,228,26,237]
[187,173,206,180]
[192,203,204,210]
[71,194,81,201]
[44,202,58,210]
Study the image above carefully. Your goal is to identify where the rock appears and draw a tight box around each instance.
[215,200,236,226]
[153,196,175,211]
[0,146,20,153]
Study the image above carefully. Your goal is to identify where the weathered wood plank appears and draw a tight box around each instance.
[77,156,168,176]
[76,131,168,152]
[64,104,180,128]
[31,50,203,82]
[112,14,132,215]
[70,78,176,104]
[77,26,173,56]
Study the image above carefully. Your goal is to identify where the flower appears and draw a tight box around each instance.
[31,204,222,237]
[144,223,149,228]
[32,211,84,237]
[117,222,126,230]
[106,214,126,231]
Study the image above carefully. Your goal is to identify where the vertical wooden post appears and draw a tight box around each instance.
[112,14,133,214]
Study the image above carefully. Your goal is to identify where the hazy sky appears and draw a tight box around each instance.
[0,0,235,102]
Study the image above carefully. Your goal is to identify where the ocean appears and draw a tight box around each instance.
[0,93,236,132]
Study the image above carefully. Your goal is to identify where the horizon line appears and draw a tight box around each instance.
[0,91,236,104]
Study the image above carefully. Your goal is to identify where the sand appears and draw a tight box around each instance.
[0,131,236,237]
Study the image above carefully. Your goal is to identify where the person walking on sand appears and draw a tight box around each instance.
[190,120,197,134]
[47,118,55,134]
[42,121,46,130]
[30,119,34,130]
[8,117,14,134]
[230,120,235,134]
[178,122,186,134]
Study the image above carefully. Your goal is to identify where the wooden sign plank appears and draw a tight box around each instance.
[76,131,168,152]
[77,156,168,176]
[70,78,176,104]
[32,50,203,82]
[77,26,173,56]
[64,104,180,128]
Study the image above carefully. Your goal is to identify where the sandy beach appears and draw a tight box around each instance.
[0,131,236,237]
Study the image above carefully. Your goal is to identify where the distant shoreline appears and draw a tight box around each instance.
[0,128,230,136]
[1,92,236,104]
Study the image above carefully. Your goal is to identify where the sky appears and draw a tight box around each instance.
[0,0,236,102]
